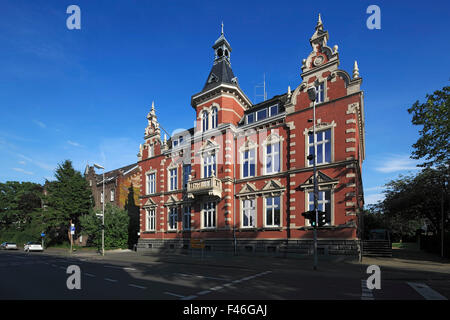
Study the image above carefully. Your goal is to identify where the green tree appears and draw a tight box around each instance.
[80,203,129,249]
[44,160,93,244]
[381,168,448,241]
[0,181,43,230]
[407,85,449,168]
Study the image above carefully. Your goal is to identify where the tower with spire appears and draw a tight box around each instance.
[191,23,252,132]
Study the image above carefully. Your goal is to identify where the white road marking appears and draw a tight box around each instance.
[104,265,136,271]
[175,272,229,281]
[210,286,223,291]
[104,278,118,283]
[84,273,95,277]
[129,284,147,290]
[164,291,185,298]
[407,282,448,300]
[197,290,211,295]
[180,295,197,300]
[361,280,374,300]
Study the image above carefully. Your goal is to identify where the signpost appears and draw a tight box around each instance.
[41,232,45,249]
[190,239,205,259]
[70,223,75,253]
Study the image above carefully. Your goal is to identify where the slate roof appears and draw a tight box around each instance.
[202,59,238,91]
[95,163,138,184]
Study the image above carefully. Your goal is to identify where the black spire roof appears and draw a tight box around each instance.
[203,59,237,91]
[202,25,239,91]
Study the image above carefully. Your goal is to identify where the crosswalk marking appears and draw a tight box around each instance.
[361,279,374,300]
[407,282,448,300]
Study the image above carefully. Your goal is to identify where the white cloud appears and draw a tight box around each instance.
[365,193,384,205]
[18,160,26,165]
[33,120,46,128]
[375,154,421,173]
[12,167,33,175]
[67,140,82,147]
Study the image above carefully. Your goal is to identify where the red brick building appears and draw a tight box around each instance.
[137,16,365,256]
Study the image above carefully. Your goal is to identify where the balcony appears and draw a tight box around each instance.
[187,176,222,199]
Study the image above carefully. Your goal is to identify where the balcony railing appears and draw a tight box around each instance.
[187,176,222,199]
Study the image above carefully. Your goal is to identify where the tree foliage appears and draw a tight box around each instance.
[43,160,93,244]
[380,167,448,241]
[80,203,129,249]
[407,86,449,168]
[0,181,44,244]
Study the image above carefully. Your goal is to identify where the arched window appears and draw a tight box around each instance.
[202,110,209,132]
[211,107,218,129]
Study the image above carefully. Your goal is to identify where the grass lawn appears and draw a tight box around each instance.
[392,242,419,250]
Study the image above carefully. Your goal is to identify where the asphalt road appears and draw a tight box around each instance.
[0,249,448,300]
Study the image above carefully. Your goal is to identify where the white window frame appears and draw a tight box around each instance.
[305,123,335,167]
[146,172,156,195]
[168,167,178,191]
[168,207,178,231]
[241,198,256,228]
[264,195,282,228]
[202,110,209,132]
[263,134,283,175]
[305,189,334,226]
[240,145,257,178]
[202,152,216,178]
[211,107,218,129]
[202,202,216,229]
[110,189,115,202]
[146,208,156,231]
[315,82,325,103]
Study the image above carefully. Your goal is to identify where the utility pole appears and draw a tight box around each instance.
[307,86,318,271]
[94,163,105,256]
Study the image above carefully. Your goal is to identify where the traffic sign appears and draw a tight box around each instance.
[41,233,45,237]
[71,224,75,235]
[190,239,205,249]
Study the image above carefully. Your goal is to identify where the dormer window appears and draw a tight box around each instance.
[246,104,279,124]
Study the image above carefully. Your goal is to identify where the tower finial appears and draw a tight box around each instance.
[151,101,155,111]
[353,60,359,79]
[317,13,322,26]
[221,21,224,34]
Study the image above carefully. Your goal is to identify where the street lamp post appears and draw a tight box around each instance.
[94,163,105,256]
[307,86,319,271]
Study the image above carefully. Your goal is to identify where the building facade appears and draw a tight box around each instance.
[85,163,141,211]
[137,16,365,256]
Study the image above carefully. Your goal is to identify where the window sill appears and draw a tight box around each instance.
[262,227,282,231]
[239,227,257,232]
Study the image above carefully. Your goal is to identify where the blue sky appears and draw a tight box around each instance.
[0,0,449,205]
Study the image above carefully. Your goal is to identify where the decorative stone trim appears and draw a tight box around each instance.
[290,198,296,202]
[346,119,356,124]
[346,173,356,178]
[290,134,296,138]
[290,150,296,155]
[224,188,232,192]
[346,202,355,207]
[346,147,355,152]
[290,142,296,146]
[346,128,356,133]
[225,169,232,173]
[346,138,356,142]
[290,159,296,163]
[290,190,295,194]
[346,183,356,187]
